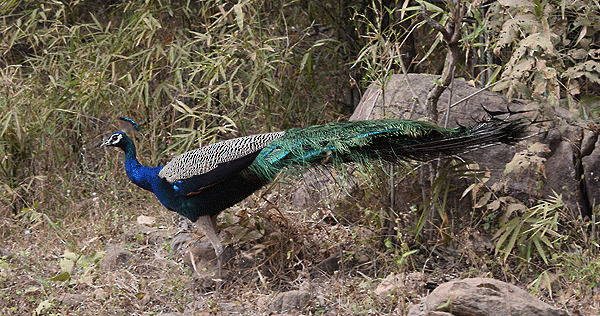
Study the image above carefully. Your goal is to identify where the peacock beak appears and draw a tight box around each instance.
[100,138,111,147]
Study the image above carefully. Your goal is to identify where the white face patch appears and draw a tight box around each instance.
[104,133,123,146]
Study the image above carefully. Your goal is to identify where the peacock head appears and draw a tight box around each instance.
[101,131,130,149]
[101,117,139,149]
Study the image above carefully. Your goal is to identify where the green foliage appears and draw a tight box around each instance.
[493,194,563,265]
[50,248,105,285]
[166,100,237,154]
[1,1,598,311]
[17,201,64,239]
[415,159,487,243]
[351,0,503,90]
[556,249,600,290]
[487,0,600,111]
[351,1,422,84]
[0,0,352,211]
[385,234,418,269]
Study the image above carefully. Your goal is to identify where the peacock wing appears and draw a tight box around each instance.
[159,131,285,195]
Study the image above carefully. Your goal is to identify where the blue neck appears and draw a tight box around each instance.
[120,137,162,192]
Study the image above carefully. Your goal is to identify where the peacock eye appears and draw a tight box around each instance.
[110,134,122,144]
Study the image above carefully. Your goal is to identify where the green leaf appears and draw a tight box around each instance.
[503,220,522,262]
[49,271,71,282]
[532,237,548,264]
[402,249,418,258]
[59,258,74,274]
[233,4,244,29]
[493,218,514,245]
[300,51,312,72]
[538,234,553,248]
[462,183,478,200]
[384,238,393,249]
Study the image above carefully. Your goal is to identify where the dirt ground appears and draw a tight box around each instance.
[0,181,598,315]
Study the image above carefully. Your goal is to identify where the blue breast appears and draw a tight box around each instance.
[119,136,268,222]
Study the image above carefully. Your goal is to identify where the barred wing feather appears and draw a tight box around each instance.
[159,131,285,195]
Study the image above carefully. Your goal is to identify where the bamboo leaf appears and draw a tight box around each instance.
[503,220,522,262]
[233,3,245,29]
[532,237,548,264]
[474,191,491,208]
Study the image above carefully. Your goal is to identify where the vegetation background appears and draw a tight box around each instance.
[0,0,599,314]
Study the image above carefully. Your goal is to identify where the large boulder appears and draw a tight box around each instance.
[408,278,568,316]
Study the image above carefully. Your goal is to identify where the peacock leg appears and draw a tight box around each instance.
[194,215,224,281]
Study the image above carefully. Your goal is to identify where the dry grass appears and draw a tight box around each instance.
[1,171,598,315]
[1,1,599,315]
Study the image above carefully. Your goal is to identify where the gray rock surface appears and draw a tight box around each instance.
[582,133,600,209]
[268,290,312,313]
[407,278,568,316]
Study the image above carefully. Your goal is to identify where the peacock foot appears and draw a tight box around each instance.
[170,231,226,290]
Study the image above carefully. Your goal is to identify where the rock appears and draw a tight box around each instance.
[492,142,549,202]
[580,130,598,157]
[56,293,86,306]
[99,244,131,271]
[349,74,516,123]
[375,273,404,299]
[582,136,600,211]
[540,126,584,212]
[407,272,425,291]
[184,239,217,262]
[349,74,600,217]
[178,238,234,288]
[376,272,424,304]
[292,167,357,211]
[268,290,312,313]
[407,278,568,316]
[182,240,220,286]
[184,300,245,315]
[137,215,156,226]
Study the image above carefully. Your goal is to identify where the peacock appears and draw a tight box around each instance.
[102,115,528,279]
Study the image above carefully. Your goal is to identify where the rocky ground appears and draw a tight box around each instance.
[0,186,597,315]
